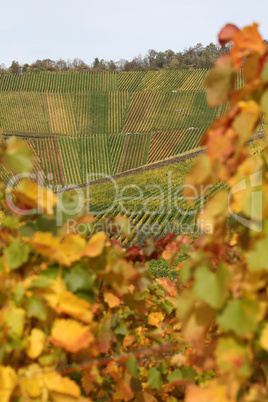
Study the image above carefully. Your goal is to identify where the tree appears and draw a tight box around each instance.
[93,57,100,69]
[0,63,7,73]
[169,58,180,69]
[55,58,68,71]
[107,60,117,71]
[8,60,21,74]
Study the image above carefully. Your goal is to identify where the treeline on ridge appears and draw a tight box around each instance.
[1,42,232,74]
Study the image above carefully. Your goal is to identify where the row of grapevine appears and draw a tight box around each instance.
[56,137,81,185]
[0,68,245,93]
[122,90,221,133]
[0,72,118,92]
[0,92,130,135]
[27,138,46,186]
[0,127,213,191]
[34,138,65,187]
[108,134,128,174]
[148,130,188,163]
[121,133,151,171]
[118,71,147,92]
[135,69,209,91]
[87,158,217,246]
[80,136,111,182]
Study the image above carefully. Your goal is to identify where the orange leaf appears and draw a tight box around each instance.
[231,23,264,70]
[81,232,107,258]
[104,292,121,308]
[148,312,164,328]
[123,333,136,349]
[50,319,93,353]
[155,277,176,297]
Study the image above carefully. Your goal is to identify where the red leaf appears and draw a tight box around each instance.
[218,24,239,46]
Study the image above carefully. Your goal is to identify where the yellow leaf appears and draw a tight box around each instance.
[45,291,93,324]
[5,306,25,337]
[0,366,17,402]
[50,319,93,353]
[233,100,261,140]
[186,383,229,402]
[148,312,164,328]
[12,179,57,215]
[43,371,80,397]
[29,232,86,266]
[184,154,214,200]
[20,364,83,400]
[81,232,107,258]
[204,54,234,107]
[259,323,268,351]
[26,328,45,359]
[104,292,121,308]
[200,190,229,227]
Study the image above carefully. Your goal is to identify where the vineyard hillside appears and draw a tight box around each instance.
[0,69,262,191]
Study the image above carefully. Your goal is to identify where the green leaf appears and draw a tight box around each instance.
[179,264,192,284]
[29,277,52,289]
[38,354,57,366]
[261,90,268,116]
[26,296,47,321]
[147,367,163,390]
[3,137,33,174]
[167,369,183,383]
[58,193,84,223]
[41,266,59,279]
[13,284,25,305]
[193,264,229,309]
[247,235,268,272]
[181,366,196,381]
[4,242,31,270]
[215,337,251,378]
[2,216,19,230]
[161,300,174,315]
[0,257,4,272]
[6,307,25,338]
[36,216,58,235]
[114,323,127,336]
[18,222,36,238]
[126,357,140,379]
[261,62,268,83]
[159,362,168,375]
[64,264,96,293]
[218,298,258,336]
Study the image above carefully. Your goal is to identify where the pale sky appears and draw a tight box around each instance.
[1,0,267,67]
